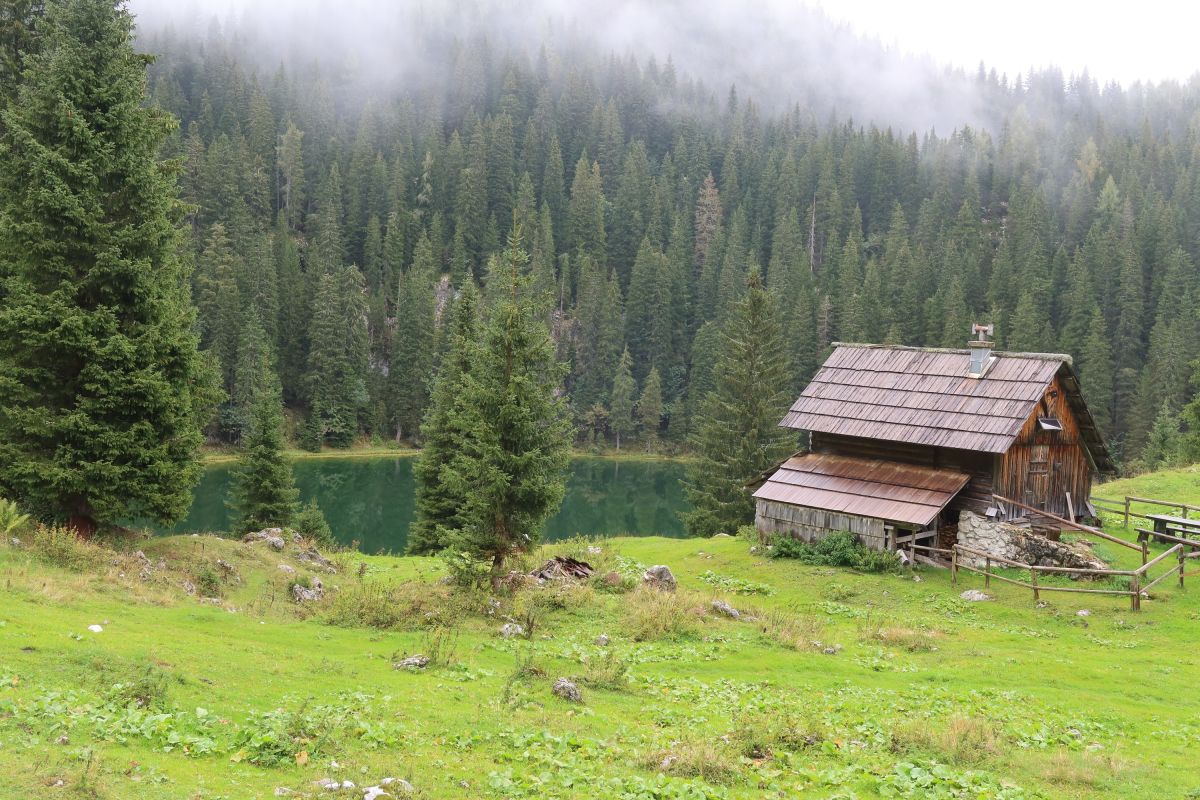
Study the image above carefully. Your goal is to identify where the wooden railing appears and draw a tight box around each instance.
[937,542,1192,611]
[1090,494,1200,527]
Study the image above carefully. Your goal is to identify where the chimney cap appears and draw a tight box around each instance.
[970,322,994,342]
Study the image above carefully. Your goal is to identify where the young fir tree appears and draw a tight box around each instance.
[1142,401,1182,472]
[609,348,635,450]
[0,0,215,531]
[230,363,298,534]
[638,367,664,451]
[388,233,436,442]
[303,265,369,449]
[438,236,572,579]
[682,269,796,537]
[408,282,482,555]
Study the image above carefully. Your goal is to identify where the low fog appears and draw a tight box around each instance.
[129,0,999,134]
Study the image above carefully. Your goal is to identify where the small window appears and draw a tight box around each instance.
[1038,417,1063,432]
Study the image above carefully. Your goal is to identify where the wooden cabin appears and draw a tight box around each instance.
[753,333,1114,550]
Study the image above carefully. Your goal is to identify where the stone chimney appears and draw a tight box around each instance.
[968,323,993,378]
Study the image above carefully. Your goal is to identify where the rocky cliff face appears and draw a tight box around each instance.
[957,511,1107,571]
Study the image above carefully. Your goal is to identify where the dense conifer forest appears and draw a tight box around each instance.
[133,8,1200,473]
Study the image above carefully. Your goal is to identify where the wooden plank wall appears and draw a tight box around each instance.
[996,375,1093,519]
[755,499,887,549]
[811,432,995,514]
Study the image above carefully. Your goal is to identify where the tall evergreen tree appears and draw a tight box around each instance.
[230,357,298,534]
[389,233,436,442]
[0,0,215,530]
[303,266,369,449]
[409,282,481,555]
[609,348,635,450]
[438,236,572,578]
[638,366,664,450]
[682,270,795,536]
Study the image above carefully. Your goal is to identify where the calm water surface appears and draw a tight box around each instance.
[163,456,690,553]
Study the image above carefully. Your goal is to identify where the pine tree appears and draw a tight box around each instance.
[389,233,436,442]
[438,236,572,579]
[230,360,298,534]
[638,367,664,451]
[409,283,481,555]
[1142,402,1182,472]
[0,0,215,530]
[610,348,635,450]
[303,266,369,449]
[1079,306,1114,438]
[682,269,795,536]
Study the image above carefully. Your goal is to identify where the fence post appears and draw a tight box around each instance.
[1141,540,1148,566]
[1130,573,1141,612]
[984,557,991,588]
[1124,496,1131,528]
[951,547,958,586]
[1180,551,1186,590]
[1031,568,1039,602]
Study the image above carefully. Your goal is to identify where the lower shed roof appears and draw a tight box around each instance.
[752,453,970,528]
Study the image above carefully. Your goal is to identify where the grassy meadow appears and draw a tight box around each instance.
[1,469,1199,799]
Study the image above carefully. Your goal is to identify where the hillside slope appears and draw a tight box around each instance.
[1,528,1196,799]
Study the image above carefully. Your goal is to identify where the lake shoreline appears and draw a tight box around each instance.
[201,445,695,465]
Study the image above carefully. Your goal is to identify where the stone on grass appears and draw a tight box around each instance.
[273,788,293,797]
[244,528,286,551]
[957,511,1106,570]
[552,677,582,703]
[594,633,610,647]
[1076,609,1091,617]
[9,537,20,548]
[313,778,340,791]
[278,564,296,576]
[499,622,524,639]
[291,576,324,603]
[960,589,992,602]
[394,654,430,670]
[297,547,337,573]
[87,624,103,633]
[711,599,740,619]
[641,565,676,592]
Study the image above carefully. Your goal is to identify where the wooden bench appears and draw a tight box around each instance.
[1146,514,1200,538]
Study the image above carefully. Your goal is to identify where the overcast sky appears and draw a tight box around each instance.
[814,0,1198,85]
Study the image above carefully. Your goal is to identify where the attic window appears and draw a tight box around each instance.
[1038,417,1063,432]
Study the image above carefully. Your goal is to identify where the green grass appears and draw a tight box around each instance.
[2,524,1199,799]
[1094,464,1200,520]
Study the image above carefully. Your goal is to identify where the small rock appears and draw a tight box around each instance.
[9,537,21,548]
[341,781,356,790]
[586,545,603,554]
[297,547,337,573]
[659,755,676,769]
[499,622,524,639]
[960,589,992,602]
[1076,609,1091,617]
[87,624,103,633]
[594,633,610,647]
[393,654,430,670]
[314,778,340,791]
[362,789,389,800]
[182,580,196,595]
[641,565,676,592]
[711,599,740,619]
[291,577,324,603]
[56,734,69,745]
[712,532,733,538]
[274,788,293,797]
[278,563,296,576]
[552,677,582,703]
[821,646,840,655]
[1036,601,1049,608]
[244,528,287,551]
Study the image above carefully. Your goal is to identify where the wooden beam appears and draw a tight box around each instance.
[992,494,1142,552]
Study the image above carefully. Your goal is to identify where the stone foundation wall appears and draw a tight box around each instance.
[956,511,1106,570]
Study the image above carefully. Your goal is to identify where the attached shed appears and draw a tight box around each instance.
[754,334,1114,549]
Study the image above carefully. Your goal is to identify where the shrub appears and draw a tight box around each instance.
[753,608,825,651]
[0,497,31,538]
[29,524,105,571]
[193,563,223,598]
[325,580,456,630]
[639,738,736,784]
[622,588,702,641]
[294,499,334,548]
[731,707,826,758]
[769,530,901,573]
[890,715,1001,765]
[577,648,629,690]
[107,665,172,710]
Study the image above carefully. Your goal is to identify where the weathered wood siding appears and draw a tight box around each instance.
[810,432,995,514]
[996,375,1093,519]
[755,499,887,549]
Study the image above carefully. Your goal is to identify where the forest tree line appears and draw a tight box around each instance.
[133,16,1200,474]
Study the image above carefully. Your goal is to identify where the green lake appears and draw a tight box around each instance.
[163,456,690,553]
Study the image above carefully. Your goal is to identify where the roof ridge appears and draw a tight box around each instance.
[830,342,1073,365]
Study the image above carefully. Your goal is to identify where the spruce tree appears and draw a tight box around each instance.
[303,265,369,449]
[408,283,481,554]
[610,348,635,450]
[682,269,795,536]
[0,0,214,530]
[230,363,298,534]
[438,236,572,578]
[638,367,664,451]
[389,233,436,442]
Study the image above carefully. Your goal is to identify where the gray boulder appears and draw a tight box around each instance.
[394,654,430,670]
[641,565,676,591]
[960,589,992,602]
[552,677,582,703]
[711,599,740,619]
[499,622,524,639]
[291,576,324,603]
[244,528,286,551]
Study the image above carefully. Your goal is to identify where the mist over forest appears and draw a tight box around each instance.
[121,0,1200,471]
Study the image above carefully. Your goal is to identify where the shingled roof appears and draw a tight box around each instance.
[780,343,1113,472]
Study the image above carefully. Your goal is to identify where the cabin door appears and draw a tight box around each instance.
[1026,445,1050,510]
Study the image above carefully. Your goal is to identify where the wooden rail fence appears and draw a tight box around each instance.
[1090,493,1200,527]
[910,541,1194,611]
